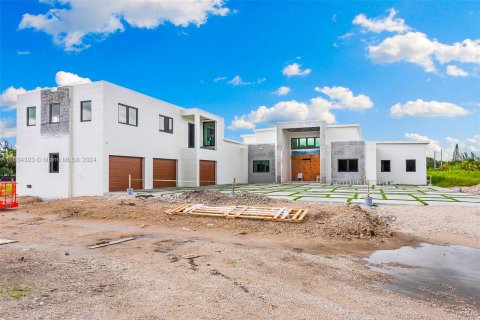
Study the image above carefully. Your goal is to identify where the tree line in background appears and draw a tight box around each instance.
[0,140,16,176]
[427,152,480,187]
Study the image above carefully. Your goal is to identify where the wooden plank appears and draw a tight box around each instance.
[291,209,302,221]
[0,239,18,245]
[297,209,309,221]
[166,203,190,214]
[88,237,135,249]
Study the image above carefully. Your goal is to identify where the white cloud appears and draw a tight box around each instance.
[353,8,411,34]
[213,76,226,82]
[17,50,31,55]
[273,86,291,96]
[435,39,480,64]
[19,0,229,52]
[315,86,373,111]
[406,133,480,160]
[282,63,311,77]
[0,87,28,110]
[391,99,469,118]
[227,75,265,86]
[55,71,91,86]
[0,119,17,139]
[229,85,371,130]
[446,65,469,77]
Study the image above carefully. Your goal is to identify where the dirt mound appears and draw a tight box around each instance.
[18,196,43,205]
[460,185,480,196]
[160,189,278,206]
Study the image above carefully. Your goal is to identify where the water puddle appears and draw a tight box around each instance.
[366,243,480,308]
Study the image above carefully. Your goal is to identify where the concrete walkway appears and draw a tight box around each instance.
[139,183,480,206]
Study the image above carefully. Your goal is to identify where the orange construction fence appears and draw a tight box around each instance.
[0,182,18,209]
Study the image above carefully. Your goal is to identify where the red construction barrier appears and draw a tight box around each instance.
[0,182,18,209]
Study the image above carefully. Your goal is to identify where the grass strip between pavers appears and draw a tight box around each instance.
[354,192,358,199]
[379,189,388,200]
[293,196,303,201]
[441,195,461,202]
[330,186,340,192]
[409,194,428,205]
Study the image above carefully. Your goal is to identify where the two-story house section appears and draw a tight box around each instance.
[16,81,248,198]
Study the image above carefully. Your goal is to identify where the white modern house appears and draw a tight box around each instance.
[16,81,428,198]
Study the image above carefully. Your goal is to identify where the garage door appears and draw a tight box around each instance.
[153,159,177,188]
[109,156,143,191]
[200,160,216,186]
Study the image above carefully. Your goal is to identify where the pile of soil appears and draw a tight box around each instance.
[18,196,43,205]
[460,184,480,196]
[18,191,396,242]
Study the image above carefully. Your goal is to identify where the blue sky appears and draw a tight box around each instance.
[1,0,479,159]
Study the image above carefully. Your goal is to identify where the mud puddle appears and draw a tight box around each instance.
[366,243,480,308]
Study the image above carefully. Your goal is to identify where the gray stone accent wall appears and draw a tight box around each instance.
[41,87,71,136]
[331,140,365,183]
[248,144,276,183]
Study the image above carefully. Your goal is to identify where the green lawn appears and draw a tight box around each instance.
[428,169,480,187]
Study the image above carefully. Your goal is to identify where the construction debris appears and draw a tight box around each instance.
[0,239,18,245]
[88,237,135,249]
[166,203,308,223]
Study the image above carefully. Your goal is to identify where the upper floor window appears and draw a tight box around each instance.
[81,101,92,122]
[49,153,59,173]
[338,159,358,172]
[188,123,195,148]
[291,137,320,149]
[203,121,215,147]
[159,115,173,133]
[118,103,138,126]
[49,103,60,123]
[381,160,391,172]
[406,159,416,172]
[27,106,36,126]
[253,160,270,173]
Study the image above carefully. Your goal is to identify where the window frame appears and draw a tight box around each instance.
[381,160,391,172]
[406,159,416,172]
[80,100,92,122]
[159,114,173,133]
[188,123,195,148]
[49,153,60,173]
[338,159,359,172]
[291,137,320,149]
[118,103,138,126]
[27,106,36,126]
[253,160,270,173]
[203,121,216,147]
[49,103,60,124]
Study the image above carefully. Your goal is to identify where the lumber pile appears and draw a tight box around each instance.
[166,203,308,223]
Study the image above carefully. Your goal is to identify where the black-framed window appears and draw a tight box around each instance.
[49,103,60,123]
[49,153,59,173]
[406,159,416,172]
[291,137,320,149]
[188,123,195,148]
[253,160,270,173]
[27,106,36,126]
[118,103,138,126]
[338,159,358,172]
[81,100,92,122]
[203,121,215,147]
[159,115,173,133]
[381,160,391,172]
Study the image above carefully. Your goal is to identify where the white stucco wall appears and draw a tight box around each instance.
[241,128,276,144]
[326,126,361,143]
[376,143,427,185]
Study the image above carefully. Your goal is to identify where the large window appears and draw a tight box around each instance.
[203,121,215,147]
[406,159,416,172]
[338,159,358,172]
[253,160,270,173]
[188,123,195,148]
[27,106,36,126]
[49,153,59,173]
[159,115,173,133]
[291,137,320,149]
[381,160,391,172]
[49,103,60,123]
[118,104,138,126]
[81,101,92,122]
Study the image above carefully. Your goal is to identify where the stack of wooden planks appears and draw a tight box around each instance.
[166,203,308,223]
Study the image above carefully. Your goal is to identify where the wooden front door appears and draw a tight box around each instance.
[109,156,143,191]
[291,154,320,181]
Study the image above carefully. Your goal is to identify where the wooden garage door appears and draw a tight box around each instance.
[109,156,143,191]
[200,160,216,186]
[153,159,177,188]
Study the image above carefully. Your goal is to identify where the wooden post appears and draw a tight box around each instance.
[129,174,131,189]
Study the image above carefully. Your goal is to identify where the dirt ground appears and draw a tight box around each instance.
[1,191,479,319]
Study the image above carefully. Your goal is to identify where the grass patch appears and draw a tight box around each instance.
[441,195,460,202]
[0,284,31,299]
[293,196,303,201]
[379,189,387,200]
[428,168,480,187]
[409,194,428,205]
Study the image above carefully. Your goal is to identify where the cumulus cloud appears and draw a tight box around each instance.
[406,132,480,160]
[229,85,372,130]
[282,63,311,77]
[353,8,410,34]
[18,0,229,51]
[315,86,373,111]
[273,86,291,96]
[55,71,91,86]
[446,65,469,77]
[0,119,17,139]
[227,75,265,86]
[391,99,469,118]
